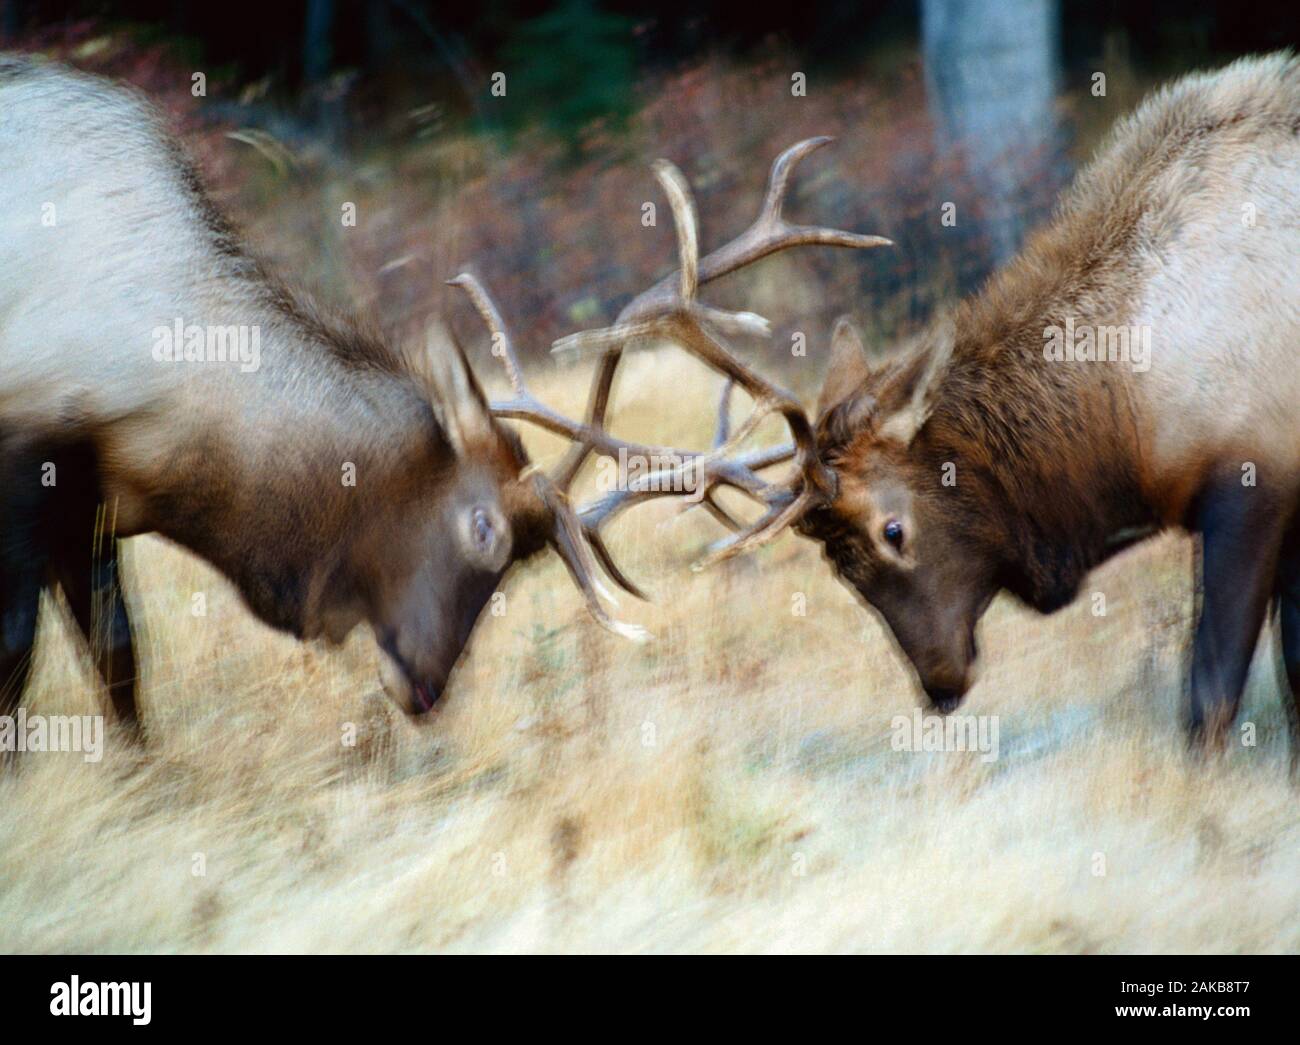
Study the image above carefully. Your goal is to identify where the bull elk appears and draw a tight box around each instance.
[0,54,882,735]
[564,53,1300,751]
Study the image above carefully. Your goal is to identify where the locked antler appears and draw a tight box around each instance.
[554,138,890,568]
[451,137,888,612]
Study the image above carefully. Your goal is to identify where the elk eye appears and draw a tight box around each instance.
[883,518,904,549]
[471,508,496,553]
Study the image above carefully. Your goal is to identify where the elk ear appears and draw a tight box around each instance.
[875,318,954,446]
[816,316,871,418]
[413,322,494,456]
[814,317,878,451]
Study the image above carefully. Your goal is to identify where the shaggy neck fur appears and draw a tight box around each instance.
[918,220,1157,612]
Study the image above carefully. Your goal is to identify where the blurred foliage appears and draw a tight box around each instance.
[497,0,637,154]
[5,2,1296,378]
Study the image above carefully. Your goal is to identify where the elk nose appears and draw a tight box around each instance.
[924,686,965,715]
[410,681,440,715]
[377,650,443,716]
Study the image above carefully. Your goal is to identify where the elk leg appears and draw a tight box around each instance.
[0,565,41,719]
[0,441,48,745]
[0,570,40,770]
[39,438,142,739]
[1272,528,1300,767]
[1187,476,1287,749]
[51,537,140,738]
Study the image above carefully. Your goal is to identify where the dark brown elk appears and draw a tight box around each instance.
[0,55,880,734]
[566,54,1300,750]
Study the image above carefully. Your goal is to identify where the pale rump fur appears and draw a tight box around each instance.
[0,56,426,544]
[1121,56,1300,513]
[963,52,1300,522]
[1071,53,1294,517]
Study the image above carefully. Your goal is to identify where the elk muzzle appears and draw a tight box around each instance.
[915,629,979,715]
[377,637,446,716]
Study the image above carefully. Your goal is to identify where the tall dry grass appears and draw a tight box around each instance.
[1,352,1297,953]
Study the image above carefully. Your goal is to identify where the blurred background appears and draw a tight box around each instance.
[3,1,1296,388]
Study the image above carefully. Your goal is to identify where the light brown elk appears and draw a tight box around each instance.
[565,53,1300,750]
[0,54,882,732]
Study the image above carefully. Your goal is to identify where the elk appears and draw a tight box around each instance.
[0,54,881,735]
[563,53,1300,750]
[0,54,570,728]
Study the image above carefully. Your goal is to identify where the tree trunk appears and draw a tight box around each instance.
[303,0,335,86]
[922,0,1064,267]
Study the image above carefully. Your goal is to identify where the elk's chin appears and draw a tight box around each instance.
[377,646,444,716]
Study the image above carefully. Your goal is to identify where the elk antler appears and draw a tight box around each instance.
[452,137,888,611]
[552,137,890,570]
[446,271,656,641]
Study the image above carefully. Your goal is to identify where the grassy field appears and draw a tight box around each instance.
[1,351,1297,954]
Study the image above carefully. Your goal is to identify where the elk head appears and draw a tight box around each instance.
[792,317,1000,713]
[371,317,652,717]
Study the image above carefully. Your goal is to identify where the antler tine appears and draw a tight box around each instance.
[693,487,819,571]
[757,136,815,226]
[446,273,525,396]
[698,492,744,532]
[671,379,738,530]
[551,356,618,492]
[753,136,885,250]
[654,158,699,305]
[713,379,734,448]
[448,271,693,470]
[531,470,650,642]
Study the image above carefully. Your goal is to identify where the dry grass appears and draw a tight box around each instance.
[1,351,1297,954]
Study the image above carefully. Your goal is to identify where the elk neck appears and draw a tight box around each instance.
[100,310,451,640]
[920,226,1161,614]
